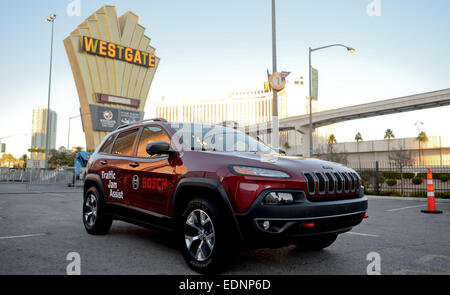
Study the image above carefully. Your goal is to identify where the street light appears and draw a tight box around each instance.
[44,13,56,169]
[308,44,355,157]
[67,113,90,150]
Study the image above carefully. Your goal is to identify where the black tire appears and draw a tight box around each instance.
[83,186,112,235]
[179,196,238,274]
[294,234,338,251]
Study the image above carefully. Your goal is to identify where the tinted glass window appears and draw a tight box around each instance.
[110,129,139,156]
[136,126,170,157]
[99,134,116,154]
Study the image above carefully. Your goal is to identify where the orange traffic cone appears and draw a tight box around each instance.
[421,168,443,214]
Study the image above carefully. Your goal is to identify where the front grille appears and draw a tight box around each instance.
[348,172,356,192]
[352,172,360,190]
[334,172,343,192]
[315,172,326,194]
[342,172,350,192]
[324,172,335,193]
[303,173,315,195]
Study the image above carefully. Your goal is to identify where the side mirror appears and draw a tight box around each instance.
[146,142,174,156]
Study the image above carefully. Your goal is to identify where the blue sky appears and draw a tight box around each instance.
[1,0,450,157]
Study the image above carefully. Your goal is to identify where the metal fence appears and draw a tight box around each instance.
[348,161,450,197]
[0,167,84,187]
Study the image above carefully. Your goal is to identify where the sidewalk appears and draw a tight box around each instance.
[367,195,450,203]
[0,183,82,194]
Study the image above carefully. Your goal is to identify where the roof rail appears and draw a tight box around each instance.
[115,117,168,130]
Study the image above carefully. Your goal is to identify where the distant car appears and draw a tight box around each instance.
[83,119,368,273]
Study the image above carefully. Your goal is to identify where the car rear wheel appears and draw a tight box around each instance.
[180,197,237,274]
[294,234,338,251]
[83,186,112,235]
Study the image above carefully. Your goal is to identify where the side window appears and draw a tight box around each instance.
[110,129,139,156]
[136,126,170,157]
[99,134,116,154]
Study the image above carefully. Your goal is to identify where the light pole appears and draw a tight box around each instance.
[44,13,56,169]
[308,44,355,157]
[67,113,90,150]
[271,0,279,151]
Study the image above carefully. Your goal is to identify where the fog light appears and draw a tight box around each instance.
[263,192,294,204]
[262,220,270,230]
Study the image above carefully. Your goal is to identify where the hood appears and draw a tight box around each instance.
[201,151,356,176]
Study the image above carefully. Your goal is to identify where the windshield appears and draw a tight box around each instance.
[170,123,275,153]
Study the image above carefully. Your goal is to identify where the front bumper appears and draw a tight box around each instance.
[234,189,368,247]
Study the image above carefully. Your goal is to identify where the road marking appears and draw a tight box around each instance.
[345,231,379,237]
[387,204,427,212]
[0,233,46,240]
[46,193,65,197]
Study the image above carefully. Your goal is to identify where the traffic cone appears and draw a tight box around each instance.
[421,168,443,214]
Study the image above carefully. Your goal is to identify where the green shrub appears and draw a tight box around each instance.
[409,190,427,198]
[380,190,402,196]
[412,177,423,185]
[439,175,449,182]
[382,172,402,180]
[386,179,397,186]
[417,173,427,179]
[378,176,385,184]
[435,191,450,199]
[364,189,375,195]
[402,173,415,179]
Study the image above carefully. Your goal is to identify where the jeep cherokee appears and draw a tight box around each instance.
[82,118,368,273]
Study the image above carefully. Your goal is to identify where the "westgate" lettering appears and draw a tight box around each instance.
[82,36,156,68]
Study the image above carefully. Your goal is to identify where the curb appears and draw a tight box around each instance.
[367,195,450,203]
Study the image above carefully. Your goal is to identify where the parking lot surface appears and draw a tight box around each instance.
[1,184,449,275]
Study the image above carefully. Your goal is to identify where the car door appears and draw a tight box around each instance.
[107,128,140,207]
[127,125,178,215]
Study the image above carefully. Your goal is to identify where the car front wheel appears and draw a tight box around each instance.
[180,197,237,274]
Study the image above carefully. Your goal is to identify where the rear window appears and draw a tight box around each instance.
[99,134,116,154]
[110,129,139,156]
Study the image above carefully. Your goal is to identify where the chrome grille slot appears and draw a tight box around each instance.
[303,173,316,195]
[324,172,335,194]
[342,172,350,192]
[315,172,326,194]
[334,172,343,193]
[348,173,356,192]
[353,173,360,190]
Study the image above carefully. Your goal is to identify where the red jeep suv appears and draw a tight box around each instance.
[83,118,368,273]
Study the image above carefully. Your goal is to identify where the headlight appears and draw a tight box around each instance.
[263,192,294,204]
[230,165,290,178]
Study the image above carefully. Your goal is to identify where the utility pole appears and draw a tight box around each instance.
[271,0,279,151]
[44,14,56,169]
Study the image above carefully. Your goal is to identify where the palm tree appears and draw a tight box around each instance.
[417,131,428,166]
[355,132,363,169]
[327,134,337,154]
[384,129,395,160]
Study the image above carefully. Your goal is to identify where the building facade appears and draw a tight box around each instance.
[31,108,57,160]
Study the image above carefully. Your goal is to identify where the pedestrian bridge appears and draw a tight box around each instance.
[248,88,450,156]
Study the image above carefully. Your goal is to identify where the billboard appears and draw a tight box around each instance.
[64,6,159,150]
[89,105,144,131]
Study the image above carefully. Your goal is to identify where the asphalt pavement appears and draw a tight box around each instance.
[0,184,449,275]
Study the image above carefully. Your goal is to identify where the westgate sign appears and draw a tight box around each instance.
[64,6,159,150]
[82,36,156,68]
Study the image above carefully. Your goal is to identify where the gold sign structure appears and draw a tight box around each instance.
[63,5,159,150]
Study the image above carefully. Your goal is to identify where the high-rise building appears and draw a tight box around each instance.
[31,108,57,160]
[153,74,311,125]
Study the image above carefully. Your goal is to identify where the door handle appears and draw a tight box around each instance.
[100,160,107,165]
[129,162,140,168]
